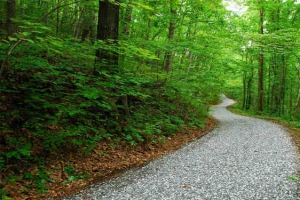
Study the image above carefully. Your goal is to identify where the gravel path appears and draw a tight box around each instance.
[63,95,300,200]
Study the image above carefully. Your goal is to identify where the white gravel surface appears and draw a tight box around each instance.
[63,95,300,200]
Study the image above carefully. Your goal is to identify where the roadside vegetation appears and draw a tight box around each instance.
[0,0,225,199]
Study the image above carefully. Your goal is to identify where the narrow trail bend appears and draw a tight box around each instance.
[64,95,300,200]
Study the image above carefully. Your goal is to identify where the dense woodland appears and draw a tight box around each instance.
[1,0,300,199]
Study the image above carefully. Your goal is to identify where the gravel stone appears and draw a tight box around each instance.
[63,95,300,200]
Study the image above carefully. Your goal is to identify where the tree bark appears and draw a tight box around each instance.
[6,0,16,37]
[162,6,176,73]
[294,94,300,118]
[258,5,264,112]
[243,71,247,109]
[280,55,287,115]
[95,0,119,72]
[122,0,132,36]
[73,0,80,38]
[246,57,254,110]
[0,19,5,42]
[56,0,61,37]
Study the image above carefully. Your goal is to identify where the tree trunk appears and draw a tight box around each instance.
[289,85,293,115]
[280,55,287,115]
[162,7,176,73]
[186,53,193,75]
[122,0,132,36]
[73,0,79,38]
[294,94,300,118]
[146,13,152,41]
[95,0,119,72]
[60,5,66,33]
[120,0,133,67]
[0,19,5,42]
[56,0,61,37]
[6,0,16,37]
[243,71,247,109]
[19,0,25,16]
[267,58,272,113]
[258,5,264,112]
[246,57,254,110]
[80,9,96,43]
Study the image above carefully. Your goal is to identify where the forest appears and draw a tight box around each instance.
[1,0,300,199]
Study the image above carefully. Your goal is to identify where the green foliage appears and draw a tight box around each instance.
[0,156,5,172]
[5,138,32,159]
[289,175,300,182]
[0,0,227,198]
[63,165,89,185]
[34,172,48,193]
[32,167,49,194]
[0,189,11,200]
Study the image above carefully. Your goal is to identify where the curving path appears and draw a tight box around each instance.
[64,95,300,200]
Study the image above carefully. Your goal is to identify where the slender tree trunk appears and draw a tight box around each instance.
[243,71,247,109]
[267,58,272,113]
[246,57,254,110]
[183,18,193,73]
[258,5,264,112]
[289,83,294,113]
[6,0,16,37]
[60,3,70,35]
[120,0,133,67]
[162,6,176,73]
[146,16,152,40]
[73,0,79,38]
[122,0,132,36]
[56,0,61,37]
[242,52,247,109]
[186,53,193,75]
[271,55,279,115]
[80,9,96,43]
[19,0,25,16]
[280,55,287,115]
[294,93,300,118]
[0,19,5,42]
[120,0,133,116]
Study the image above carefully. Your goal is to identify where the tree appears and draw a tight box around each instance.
[258,0,264,112]
[122,0,133,36]
[95,0,120,72]
[6,0,16,37]
[162,0,177,73]
[226,0,300,118]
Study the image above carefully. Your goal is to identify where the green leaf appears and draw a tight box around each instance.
[22,32,31,36]
[8,37,18,42]
[26,39,35,44]
[6,151,21,159]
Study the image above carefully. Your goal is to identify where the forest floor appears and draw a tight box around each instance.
[31,118,216,200]
[46,118,216,198]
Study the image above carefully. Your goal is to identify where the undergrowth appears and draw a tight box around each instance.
[0,41,220,199]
